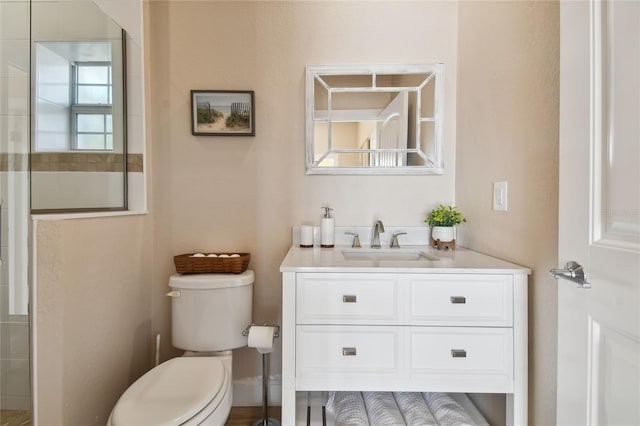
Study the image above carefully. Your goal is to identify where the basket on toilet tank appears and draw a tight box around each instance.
[173,253,250,274]
[168,270,253,351]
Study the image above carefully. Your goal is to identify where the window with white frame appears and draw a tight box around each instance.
[71,62,113,150]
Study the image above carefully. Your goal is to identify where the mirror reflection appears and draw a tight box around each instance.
[30,0,127,212]
[306,64,444,174]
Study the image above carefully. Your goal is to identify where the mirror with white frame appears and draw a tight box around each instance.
[306,64,445,175]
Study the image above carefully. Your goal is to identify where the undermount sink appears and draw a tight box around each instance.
[341,248,439,261]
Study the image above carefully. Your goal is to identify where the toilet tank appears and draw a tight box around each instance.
[169,270,253,352]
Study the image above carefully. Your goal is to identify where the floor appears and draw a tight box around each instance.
[227,406,281,426]
[0,411,32,426]
[0,407,278,426]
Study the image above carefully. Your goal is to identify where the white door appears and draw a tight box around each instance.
[556,1,640,425]
[374,91,408,167]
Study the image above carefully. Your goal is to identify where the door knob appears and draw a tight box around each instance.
[549,261,591,288]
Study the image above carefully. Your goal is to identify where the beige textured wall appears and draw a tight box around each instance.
[146,0,459,385]
[35,216,153,425]
[456,2,559,425]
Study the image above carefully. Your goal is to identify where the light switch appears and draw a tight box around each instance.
[493,181,508,211]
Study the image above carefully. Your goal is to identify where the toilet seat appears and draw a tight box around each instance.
[110,357,229,426]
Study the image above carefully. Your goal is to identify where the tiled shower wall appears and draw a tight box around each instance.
[0,0,32,411]
[0,0,146,413]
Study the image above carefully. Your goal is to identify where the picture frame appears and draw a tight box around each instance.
[191,90,255,136]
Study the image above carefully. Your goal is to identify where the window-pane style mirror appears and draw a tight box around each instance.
[30,0,127,212]
[306,64,444,175]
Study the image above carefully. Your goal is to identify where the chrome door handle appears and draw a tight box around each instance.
[550,261,591,288]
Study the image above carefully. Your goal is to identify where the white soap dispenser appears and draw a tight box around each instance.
[320,206,335,248]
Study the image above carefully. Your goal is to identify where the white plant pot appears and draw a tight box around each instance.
[431,226,455,242]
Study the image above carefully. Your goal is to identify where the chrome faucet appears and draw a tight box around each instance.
[371,220,385,248]
[390,232,407,248]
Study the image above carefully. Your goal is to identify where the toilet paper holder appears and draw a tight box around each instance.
[242,323,280,339]
[242,323,281,426]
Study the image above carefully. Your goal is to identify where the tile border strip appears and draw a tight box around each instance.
[0,153,143,172]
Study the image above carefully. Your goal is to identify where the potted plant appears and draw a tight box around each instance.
[425,204,467,243]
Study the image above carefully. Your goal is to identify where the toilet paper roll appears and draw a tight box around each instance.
[247,326,276,354]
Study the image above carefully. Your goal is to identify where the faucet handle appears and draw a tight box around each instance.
[345,232,361,248]
[390,232,407,248]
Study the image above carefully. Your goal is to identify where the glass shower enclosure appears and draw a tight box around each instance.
[0,0,32,422]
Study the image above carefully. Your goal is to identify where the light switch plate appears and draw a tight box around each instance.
[493,181,508,211]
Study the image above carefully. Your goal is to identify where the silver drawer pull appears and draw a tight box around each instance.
[342,347,357,356]
[343,295,357,303]
[450,296,466,304]
[451,349,467,358]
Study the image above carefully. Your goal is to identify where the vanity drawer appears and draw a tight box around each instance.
[409,326,513,384]
[296,273,399,324]
[296,325,401,381]
[407,274,513,326]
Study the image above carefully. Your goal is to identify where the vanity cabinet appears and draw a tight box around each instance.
[281,247,529,425]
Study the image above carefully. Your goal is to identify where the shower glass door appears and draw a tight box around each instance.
[0,0,32,422]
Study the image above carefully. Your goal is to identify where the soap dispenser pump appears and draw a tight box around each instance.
[320,206,335,248]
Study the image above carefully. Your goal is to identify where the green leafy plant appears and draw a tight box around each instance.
[425,204,467,227]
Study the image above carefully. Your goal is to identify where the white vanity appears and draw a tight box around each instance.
[280,243,530,425]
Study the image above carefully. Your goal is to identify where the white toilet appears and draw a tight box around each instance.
[108,270,254,426]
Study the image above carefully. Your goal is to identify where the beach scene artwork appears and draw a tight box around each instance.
[191,90,255,136]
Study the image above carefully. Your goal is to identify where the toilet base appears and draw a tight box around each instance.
[195,385,232,426]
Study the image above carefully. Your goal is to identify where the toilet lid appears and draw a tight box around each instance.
[111,357,226,426]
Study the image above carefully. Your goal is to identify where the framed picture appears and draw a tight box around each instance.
[191,90,255,136]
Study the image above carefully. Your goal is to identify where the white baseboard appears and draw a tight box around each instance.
[232,374,282,406]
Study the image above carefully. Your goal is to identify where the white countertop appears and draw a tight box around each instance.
[280,245,531,274]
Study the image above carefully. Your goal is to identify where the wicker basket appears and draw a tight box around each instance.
[173,253,250,274]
